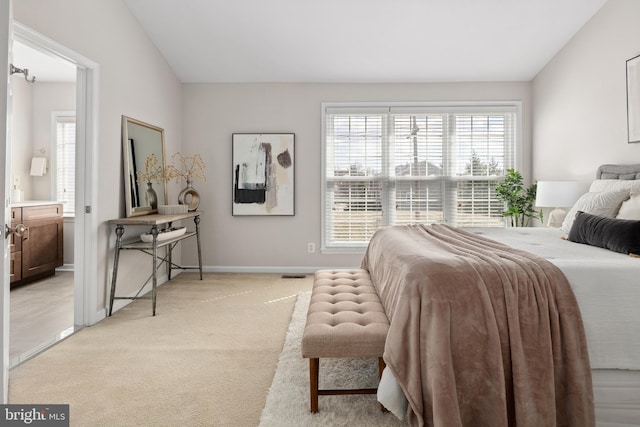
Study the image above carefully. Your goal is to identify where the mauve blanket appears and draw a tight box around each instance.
[361,224,594,427]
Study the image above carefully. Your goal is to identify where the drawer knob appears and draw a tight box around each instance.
[5,223,28,239]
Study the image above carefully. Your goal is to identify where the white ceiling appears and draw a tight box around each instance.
[124,0,607,83]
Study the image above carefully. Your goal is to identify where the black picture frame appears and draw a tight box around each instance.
[627,54,640,143]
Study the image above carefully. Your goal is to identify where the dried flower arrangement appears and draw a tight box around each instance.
[164,153,207,184]
[136,153,164,184]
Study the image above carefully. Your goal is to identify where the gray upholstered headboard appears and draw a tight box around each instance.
[596,164,640,180]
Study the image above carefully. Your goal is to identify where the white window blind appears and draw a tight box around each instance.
[55,114,76,216]
[322,103,518,251]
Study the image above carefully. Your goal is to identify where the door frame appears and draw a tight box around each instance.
[1,14,100,403]
[1,0,12,404]
[12,23,99,328]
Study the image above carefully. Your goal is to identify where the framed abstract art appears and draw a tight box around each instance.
[232,133,295,215]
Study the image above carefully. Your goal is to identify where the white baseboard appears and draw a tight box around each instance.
[178,265,359,274]
[99,266,357,322]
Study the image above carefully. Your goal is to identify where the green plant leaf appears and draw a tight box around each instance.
[494,169,543,227]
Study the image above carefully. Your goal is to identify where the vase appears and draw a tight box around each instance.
[145,182,158,209]
[178,178,200,211]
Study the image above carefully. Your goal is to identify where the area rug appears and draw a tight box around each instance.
[259,291,406,427]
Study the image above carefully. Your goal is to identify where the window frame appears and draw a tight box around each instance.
[321,101,523,254]
[50,110,76,217]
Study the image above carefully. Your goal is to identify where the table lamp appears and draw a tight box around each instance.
[535,181,581,227]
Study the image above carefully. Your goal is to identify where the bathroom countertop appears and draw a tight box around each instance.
[11,200,62,208]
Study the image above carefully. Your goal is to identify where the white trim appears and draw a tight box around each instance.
[13,22,100,327]
[515,101,524,174]
[323,100,524,110]
[320,105,329,253]
[50,110,75,215]
[200,265,340,275]
[1,1,12,404]
[77,62,100,326]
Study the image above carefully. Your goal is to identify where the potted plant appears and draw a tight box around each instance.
[495,168,542,227]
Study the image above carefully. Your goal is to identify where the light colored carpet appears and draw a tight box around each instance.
[9,272,313,427]
[259,291,406,427]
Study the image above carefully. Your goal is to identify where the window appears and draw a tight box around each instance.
[322,103,520,251]
[53,112,76,216]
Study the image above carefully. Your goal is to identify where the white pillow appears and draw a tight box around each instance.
[616,192,640,220]
[560,189,630,236]
[588,179,640,193]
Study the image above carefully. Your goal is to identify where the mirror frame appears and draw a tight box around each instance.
[121,115,168,217]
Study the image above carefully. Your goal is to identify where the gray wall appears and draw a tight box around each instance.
[181,82,532,271]
[16,0,183,317]
[18,0,638,316]
[532,0,640,183]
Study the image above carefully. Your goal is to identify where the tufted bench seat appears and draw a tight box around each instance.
[301,269,390,413]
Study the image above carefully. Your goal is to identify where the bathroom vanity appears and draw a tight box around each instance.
[10,202,64,287]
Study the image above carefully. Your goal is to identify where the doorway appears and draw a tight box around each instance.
[6,22,99,370]
[8,38,77,367]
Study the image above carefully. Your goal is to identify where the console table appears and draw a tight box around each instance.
[108,212,203,316]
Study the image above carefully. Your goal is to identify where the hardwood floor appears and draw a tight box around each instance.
[9,271,75,368]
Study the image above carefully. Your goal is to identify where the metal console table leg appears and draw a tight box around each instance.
[150,225,159,316]
[108,225,125,316]
[195,215,203,279]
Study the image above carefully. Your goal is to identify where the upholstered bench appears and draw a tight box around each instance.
[301,269,390,413]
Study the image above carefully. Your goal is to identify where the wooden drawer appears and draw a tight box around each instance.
[21,216,64,279]
[22,204,63,221]
[10,204,64,285]
[11,207,21,222]
[10,250,21,282]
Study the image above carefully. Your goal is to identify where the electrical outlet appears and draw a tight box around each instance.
[307,242,316,253]
[13,175,20,186]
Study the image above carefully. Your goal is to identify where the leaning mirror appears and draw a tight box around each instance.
[121,116,167,217]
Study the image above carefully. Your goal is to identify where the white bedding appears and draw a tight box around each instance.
[377,226,640,423]
[468,227,640,370]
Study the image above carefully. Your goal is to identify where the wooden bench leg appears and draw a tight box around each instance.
[378,357,386,378]
[310,357,319,413]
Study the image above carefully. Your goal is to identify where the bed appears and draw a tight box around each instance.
[363,164,640,427]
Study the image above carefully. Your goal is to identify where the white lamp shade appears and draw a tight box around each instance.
[535,181,581,208]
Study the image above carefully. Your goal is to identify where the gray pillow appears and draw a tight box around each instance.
[567,211,640,255]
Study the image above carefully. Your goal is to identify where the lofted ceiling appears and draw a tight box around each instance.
[124,0,607,83]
